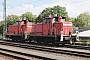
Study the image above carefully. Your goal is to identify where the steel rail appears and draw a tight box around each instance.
[0,40,89,58]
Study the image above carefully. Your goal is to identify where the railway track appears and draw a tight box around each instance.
[59,44,90,50]
[1,39,90,50]
[0,48,40,60]
[0,40,89,59]
[0,42,57,60]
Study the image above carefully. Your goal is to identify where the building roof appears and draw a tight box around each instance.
[78,30,90,37]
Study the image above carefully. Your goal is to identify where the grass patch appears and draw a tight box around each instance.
[75,37,90,45]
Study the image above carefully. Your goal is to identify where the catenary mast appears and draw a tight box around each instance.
[3,0,7,39]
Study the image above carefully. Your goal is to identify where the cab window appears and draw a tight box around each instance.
[43,19,47,24]
[14,22,18,25]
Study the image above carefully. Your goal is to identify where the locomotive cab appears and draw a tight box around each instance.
[13,20,27,26]
[43,15,53,35]
[52,16,77,44]
[52,16,65,23]
[6,19,33,40]
[43,15,52,24]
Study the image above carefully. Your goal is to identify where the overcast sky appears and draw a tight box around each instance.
[0,0,90,20]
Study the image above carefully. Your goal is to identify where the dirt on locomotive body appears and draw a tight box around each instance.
[6,15,78,45]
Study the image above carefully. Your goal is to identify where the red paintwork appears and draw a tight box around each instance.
[53,22,63,35]
[7,16,73,37]
[31,23,49,35]
[62,22,72,36]
[7,25,18,34]
[7,20,33,35]
[33,23,43,35]
[43,24,48,35]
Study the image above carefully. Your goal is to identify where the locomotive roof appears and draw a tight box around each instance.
[16,20,32,22]
[53,16,65,18]
[45,17,53,19]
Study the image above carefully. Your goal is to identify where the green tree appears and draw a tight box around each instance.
[20,12,36,23]
[0,21,4,34]
[0,15,19,34]
[73,12,90,27]
[6,15,19,27]
[69,17,76,27]
[37,5,68,22]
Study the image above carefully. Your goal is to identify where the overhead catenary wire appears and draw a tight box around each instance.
[8,0,43,9]
[72,0,88,4]
[0,0,89,11]
[9,0,89,8]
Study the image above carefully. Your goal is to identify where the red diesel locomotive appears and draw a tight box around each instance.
[6,15,78,44]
